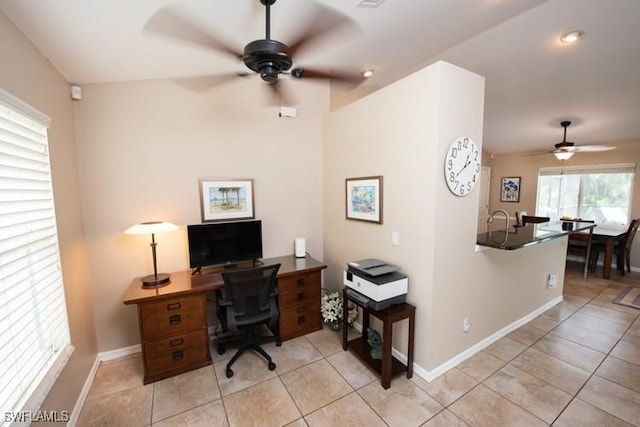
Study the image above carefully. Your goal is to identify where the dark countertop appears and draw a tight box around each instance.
[476,221,596,250]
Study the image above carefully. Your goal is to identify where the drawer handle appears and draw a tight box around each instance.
[167,302,182,310]
[169,314,181,325]
[296,292,305,301]
[296,278,305,286]
[172,350,184,361]
[296,306,306,313]
[297,316,306,325]
[170,338,184,347]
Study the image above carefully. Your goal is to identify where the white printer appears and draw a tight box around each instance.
[343,259,408,310]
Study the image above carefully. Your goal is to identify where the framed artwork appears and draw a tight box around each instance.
[345,176,383,224]
[500,177,521,202]
[199,178,254,222]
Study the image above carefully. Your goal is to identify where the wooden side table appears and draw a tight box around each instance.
[342,288,415,389]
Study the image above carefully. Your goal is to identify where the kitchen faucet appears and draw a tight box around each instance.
[487,209,510,232]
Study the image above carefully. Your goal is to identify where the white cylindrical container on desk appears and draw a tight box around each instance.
[294,237,306,258]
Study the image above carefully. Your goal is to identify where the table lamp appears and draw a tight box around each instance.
[125,221,178,287]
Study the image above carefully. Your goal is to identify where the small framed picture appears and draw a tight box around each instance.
[500,177,521,202]
[345,176,383,224]
[199,178,254,222]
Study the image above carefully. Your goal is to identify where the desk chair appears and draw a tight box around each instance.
[566,219,595,278]
[216,263,281,378]
[591,219,640,275]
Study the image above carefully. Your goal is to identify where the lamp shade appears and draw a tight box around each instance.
[125,221,178,235]
[125,221,178,288]
[553,151,574,161]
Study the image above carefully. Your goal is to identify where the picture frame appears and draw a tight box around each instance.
[199,178,254,222]
[345,176,383,224]
[500,177,521,202]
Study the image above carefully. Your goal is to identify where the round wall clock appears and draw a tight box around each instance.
[444,136,481,196]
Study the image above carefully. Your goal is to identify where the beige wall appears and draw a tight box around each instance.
[489,139,640,268]
[71,78,328,351]
[0,11,97,417]
[324,61,566,373]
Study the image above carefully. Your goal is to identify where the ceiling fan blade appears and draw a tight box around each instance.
[285,2,357,58]
[170,73,251,92]
[572,145,616,152]
[290,68,365,85]
[144,7,242,60]
[521,150,552,156]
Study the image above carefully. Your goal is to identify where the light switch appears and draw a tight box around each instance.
[391,232,399,246]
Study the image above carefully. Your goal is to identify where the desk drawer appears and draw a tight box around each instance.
[279,280,321,306]
[140,294,206,340]
[143,328,209,379]
[279,299,321,340]
[278,272,321,295]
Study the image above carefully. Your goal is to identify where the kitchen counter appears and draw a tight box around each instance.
[476,221,596,250]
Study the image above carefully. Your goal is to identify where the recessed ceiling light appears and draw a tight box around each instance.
[362,69,374,78]
[560,30,584,43]
[358,0,386,8]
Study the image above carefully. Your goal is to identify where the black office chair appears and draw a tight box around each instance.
[216,263,281,378]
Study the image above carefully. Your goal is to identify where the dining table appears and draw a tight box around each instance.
[591,228,627,279]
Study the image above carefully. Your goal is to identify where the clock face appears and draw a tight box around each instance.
[444,136,481,196]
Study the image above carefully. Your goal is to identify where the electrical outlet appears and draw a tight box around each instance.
[547,274,558,288]
[462,317,471,333]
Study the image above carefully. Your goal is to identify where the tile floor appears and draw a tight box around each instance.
[77,263,640,426]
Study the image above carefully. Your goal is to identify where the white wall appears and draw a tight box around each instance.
[72,78,329,351]
[324,61,567,375]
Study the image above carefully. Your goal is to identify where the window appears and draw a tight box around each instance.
[0,89,73,419]
[536,164,635,230]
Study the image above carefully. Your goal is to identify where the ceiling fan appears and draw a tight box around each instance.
[523,121,616,160]
[144,0,364,103]
[550,121,615,160]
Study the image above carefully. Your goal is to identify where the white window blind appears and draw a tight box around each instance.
[536,163,635,230]
[0,89,73,422]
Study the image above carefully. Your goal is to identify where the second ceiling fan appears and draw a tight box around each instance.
[550,121,615,160]
[144,0,364,102]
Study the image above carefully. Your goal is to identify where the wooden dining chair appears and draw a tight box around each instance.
[566,219,596,278]
[591,219,640,275]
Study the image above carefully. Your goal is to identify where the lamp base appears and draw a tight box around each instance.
[141,273,171,288]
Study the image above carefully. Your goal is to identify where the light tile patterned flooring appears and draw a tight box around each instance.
[78,263,640,426]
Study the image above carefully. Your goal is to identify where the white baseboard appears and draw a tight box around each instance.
[384,296,563,383]
[67,344,142,426]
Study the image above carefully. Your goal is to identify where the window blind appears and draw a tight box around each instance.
[0,89,73,420]
[539,163,636,176]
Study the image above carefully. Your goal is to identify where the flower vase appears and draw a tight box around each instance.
[327,320,341,331]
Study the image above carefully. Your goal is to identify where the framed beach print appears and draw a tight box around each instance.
[199,178,254,222]
[500,177,521,202]
[345,176,383,224]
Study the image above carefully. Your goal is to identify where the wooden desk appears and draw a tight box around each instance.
[123,255,326,383]
[592,229,626,279]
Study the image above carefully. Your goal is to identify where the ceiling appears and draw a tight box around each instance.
[1,0,639,155]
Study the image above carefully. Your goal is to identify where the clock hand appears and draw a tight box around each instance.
[456,155,471,177]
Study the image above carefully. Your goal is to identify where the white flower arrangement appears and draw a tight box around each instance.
[321,291,358,325]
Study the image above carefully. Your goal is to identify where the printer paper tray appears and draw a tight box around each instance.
[345,288,406,311]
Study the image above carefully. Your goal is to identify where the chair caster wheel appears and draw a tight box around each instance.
[276,339,282,347]
[226,368,233,378]
[217,345,225,355]
[268,361,276,371]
